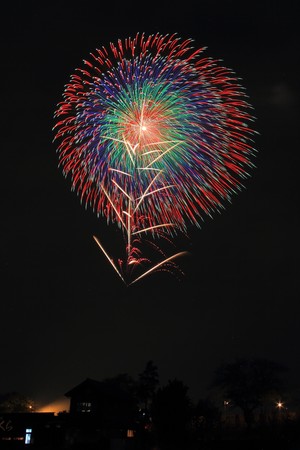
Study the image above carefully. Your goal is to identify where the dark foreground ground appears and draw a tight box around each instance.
[3,439,300,450]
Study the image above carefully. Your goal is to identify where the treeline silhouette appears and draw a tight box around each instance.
[1,358,300,449]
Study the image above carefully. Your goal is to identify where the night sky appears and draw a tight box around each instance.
[2,1,299,410]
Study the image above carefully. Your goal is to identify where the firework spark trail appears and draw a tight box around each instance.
[93,235,127,285]
[53,32,257,284]
[128,251,190,286]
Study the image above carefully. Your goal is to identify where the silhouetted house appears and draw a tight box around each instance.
[64,378,137,448]
[0,379,140,449]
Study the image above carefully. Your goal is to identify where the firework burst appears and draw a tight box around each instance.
[53,32,257,285]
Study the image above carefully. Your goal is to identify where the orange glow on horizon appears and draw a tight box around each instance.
[36,397,69,415]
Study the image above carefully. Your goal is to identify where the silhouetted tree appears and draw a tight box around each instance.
[0,392,34,412]
[193,398,221,439]
[101,373,139,426]
[102,372,137,396]
[212,357,288,427]
[138,360,159,410]
[151,378,193,446]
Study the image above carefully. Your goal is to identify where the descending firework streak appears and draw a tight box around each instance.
[53,32,257,285]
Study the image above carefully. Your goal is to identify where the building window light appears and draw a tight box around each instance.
[25,428,32,445]
[77,402,92,413]
[127,429,135,438]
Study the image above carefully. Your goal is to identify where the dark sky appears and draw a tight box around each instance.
[2,1,299,409]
